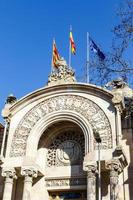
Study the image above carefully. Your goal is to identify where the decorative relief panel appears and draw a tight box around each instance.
[57,141,80,164]
[45,178,86,187]
[47,131,84,167]
[10,95,112,157]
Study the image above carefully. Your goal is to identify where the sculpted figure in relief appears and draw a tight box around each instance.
[48,57,76,85]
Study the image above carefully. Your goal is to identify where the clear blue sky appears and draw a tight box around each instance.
[0,0,123,123]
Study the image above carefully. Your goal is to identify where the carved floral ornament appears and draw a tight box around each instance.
[10,95,112,157]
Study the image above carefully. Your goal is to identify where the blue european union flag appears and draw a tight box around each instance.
[90,37,105,61]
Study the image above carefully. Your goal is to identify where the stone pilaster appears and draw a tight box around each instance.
[21,168,37,200]
[2,168,17,200]
[112,93,124,146]
[115,105,123,145]
[106,160,122,200]
[84,163,97,200]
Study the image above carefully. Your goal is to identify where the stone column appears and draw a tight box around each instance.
[84,164,97,200]
[2,169,17,200]
[106,160,122,200]
[21,168,37,200]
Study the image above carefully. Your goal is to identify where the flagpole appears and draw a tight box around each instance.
[51,38,54,74]
[69,38,71,68]
[69,25,72,68]
[86,32,90,83]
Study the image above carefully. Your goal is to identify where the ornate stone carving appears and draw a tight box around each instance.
[84,164,97,175]
[57,141,81,164]
[21,168,38,179]
[6,94,17,104]
[10,95,112,157]
[55,57,68,67]
[48,58,76,86]
[45,178,86,187]
[2,94,17,118]
[106,159,122,175]
[47,131,84,167]
[106,159,122,200]
[2,169,17,180]
[112,93,123,105]
[113,146,128,169]
[105,78,127,89]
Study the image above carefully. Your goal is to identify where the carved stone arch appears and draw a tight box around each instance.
[38,117,87,149]
[25,111,93,158]
[10,95,112,157]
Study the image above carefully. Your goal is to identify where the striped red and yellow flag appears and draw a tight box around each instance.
[52,40,61,68]
[70,31,76,55]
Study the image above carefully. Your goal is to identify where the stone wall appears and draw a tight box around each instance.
[0,123,4,200]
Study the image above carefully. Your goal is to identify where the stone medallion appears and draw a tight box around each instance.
[56,140,81,165]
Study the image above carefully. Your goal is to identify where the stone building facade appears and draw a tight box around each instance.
[0,62,133,200]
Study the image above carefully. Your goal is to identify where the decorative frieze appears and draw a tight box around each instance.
[10,95,112,157]
[45,178,86,187]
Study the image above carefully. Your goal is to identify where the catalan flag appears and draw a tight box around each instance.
[70,31,76,55]
[52,40,61,68]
